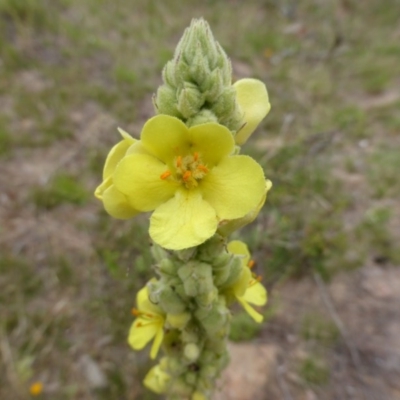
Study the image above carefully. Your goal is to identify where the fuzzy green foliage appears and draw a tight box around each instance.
[32,174,89,209]
[299,356,330,386]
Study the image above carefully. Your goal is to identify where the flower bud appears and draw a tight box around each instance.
[166,312,191,329]
[184,343,201,362]
[158,285,187,314]
[178,261,214,297]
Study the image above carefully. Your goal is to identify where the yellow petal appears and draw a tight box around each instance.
[141,115,190,165]
[237,297,264,323]
[94,176,112,200]
[243,281,268,306]
[113,154,178,211]
[137,286,164,316]
[150,326,164,359]
[188,123,235,166]
[232,267,252,297]
[128,318,159,350]
[103,135,135,180]
[217,180,272,236]
[227,240,250,266]
[234,78,271,145]
[149,189,218,250]
[125,140,151,156]
[201,155,265,220]
[143,365,171,394]
[102,184,140,219]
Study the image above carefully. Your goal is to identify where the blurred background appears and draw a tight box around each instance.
[1,0,399,399]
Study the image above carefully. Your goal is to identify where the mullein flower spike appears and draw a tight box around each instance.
[95,17,272,399]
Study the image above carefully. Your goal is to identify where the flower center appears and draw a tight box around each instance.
[160,151,209,189]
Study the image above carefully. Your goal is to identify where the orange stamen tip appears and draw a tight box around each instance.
[193,152,199,161]
[160,170,171,180]
[176,156,182,167]
[183,171,192,181]
[248,260,255,269]
[131,308,140,316]
[198,165,208,173]
[29,382,43,396]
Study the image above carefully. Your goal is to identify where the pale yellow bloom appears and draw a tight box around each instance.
[128,285,165,359]
[226,240,268,323]
[234,78,271,145]
[143,364,171,394]
[97,115,266,250]
[94,128,139,219]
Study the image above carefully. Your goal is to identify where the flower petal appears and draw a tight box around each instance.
[94,176,112,200]
[137,285,164,316]
[150,325,164,359]
[141,115,190,165]
[102,184,139,219]
[143,365,171,394]
[103,135,135,180]
[227,240,251,266]
[217,179,272,236]
[128,318,159,350]
[243,281,268,306]
[201,155,265,220]
[234,79,271,145]
[113,154,178,211]
[237,297,264,323]
[149,189,218,250]
[188,123,235,166]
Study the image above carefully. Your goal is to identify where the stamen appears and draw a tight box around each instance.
[197,165,208,173]
[176,155,182,167]
[131,308,140,316]
[183,171,192,181]
[249,275,262,287]
[160,170,171,180]
[193,152,199,161]
[248,260,255,269]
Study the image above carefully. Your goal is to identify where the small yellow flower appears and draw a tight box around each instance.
[143,364,171,394]
[97,115,266,250]
[29,382,43,396]
[226,240,268,323]
[94,128,139,219]
[233,78,271,145]
[128,285,165,359]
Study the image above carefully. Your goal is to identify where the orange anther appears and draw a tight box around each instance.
[183,171,192,181]
[248,260,255,269]
[197,165,208,173]
[193,152,199,161]
[160,170,171,180]
[131,308,140,316]
[176,155,182,167]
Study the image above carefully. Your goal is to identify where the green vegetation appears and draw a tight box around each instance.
[299,356,330,386]
[31,173,89,209]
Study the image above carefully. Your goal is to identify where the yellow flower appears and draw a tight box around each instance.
[128,285,165,359]
[226,240,267,323]
[107,115,266,250]
[234,78,271,145]
[143,364,171,394]
[94,128,139,219]
[29,382,43,396]
[218,180,272,236]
